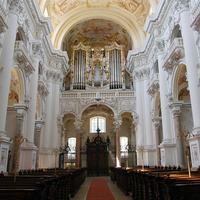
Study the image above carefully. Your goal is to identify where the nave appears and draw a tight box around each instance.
[73,176,131,200]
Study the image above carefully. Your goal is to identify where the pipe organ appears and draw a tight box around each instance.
[109,49,122,89]
[73,50,86,90]
[63,42,132,91]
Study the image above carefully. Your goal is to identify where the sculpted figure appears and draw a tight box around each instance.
[70,70,74,85]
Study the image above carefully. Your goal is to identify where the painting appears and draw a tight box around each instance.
[8,90,19,106]
[191,144,199,162]
[0,149,6,166]
[178,88,190,102]
[65,19,133,58]
[178,66,187,86]
[78,20,118,37]
[10,69,19,94]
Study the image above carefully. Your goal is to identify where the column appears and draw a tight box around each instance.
[35,120,44,169]
[13,104,28,171]
[51,72,61,149]
[74,117,82,168]
[143,68,155,165]
[42,70,53,149]
[114,117,122,167]
[177,0,200,167]
[179,4,200,130]
[25,44,41,145]
[143,69,153,147]
[0,2,20,137]
[0,1,22,172]
[170,103,184,167]
[134,70,144,147]
[153,118,161,166]
[156,40,172,142]
[20,43,41,170]
[156,40,174,166]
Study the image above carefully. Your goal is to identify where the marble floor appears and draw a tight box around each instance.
[72,176,132,200]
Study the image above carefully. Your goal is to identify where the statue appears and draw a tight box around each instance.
[122,69,125,83]
[63,75,67,87]
[85,70,89,84]
[70,70,74,85]
[106,69,109,84]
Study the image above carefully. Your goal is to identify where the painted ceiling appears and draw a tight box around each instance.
[63,19,133,58]
[39,0,158,50]
[49,0,151,30]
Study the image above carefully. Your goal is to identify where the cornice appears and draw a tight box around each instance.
[25,0,53,36]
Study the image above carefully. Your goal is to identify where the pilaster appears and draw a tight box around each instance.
[35,119,44,169]
[74,117,83,168]
[113,116,122,167]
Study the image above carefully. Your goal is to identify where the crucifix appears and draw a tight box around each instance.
[96,127,101,136]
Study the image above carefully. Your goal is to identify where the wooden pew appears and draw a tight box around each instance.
[0,167,86,199]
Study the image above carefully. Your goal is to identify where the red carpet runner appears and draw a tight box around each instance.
[86,178,115,200]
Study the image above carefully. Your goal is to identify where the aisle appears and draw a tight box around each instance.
[72,176,132,200]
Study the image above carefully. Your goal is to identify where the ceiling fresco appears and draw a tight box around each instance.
[63,19,133,59]
[77,20,118,38]
[52,0,143,15]
[49,0,150,30]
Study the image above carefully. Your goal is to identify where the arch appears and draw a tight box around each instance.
[173,64,188,101]
[80,103,116,117]
[51,7,146,50]
[10,67,24,103]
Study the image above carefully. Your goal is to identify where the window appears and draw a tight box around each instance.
[68,137,76,160]
[120,136,128,158]
[90,116,106,133]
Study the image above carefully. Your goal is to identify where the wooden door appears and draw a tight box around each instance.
[87,135,109,176]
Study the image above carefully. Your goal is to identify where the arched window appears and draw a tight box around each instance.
[120,137,128,152]
[68,137,76,153]
[90,116,106,133]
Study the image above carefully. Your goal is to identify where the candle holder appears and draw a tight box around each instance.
[138,145,146,171]
[53,147,59,174]
[177,126,193,177]
[10,133,28,182]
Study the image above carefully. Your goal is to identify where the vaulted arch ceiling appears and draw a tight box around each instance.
[38,0,159,50]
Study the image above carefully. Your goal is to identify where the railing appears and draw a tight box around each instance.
[163,38,184,63]
[61,90,135,99]
[14,41,35,70]
[162,38,184,71]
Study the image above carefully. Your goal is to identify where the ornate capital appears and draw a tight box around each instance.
[74,117,83,129]
[132,113,139,126]
[8,0,24,15]
[53,72,62,82]
[152,118,162,128]
[38,82,49,99]
[14,104,28,120]
[174,0,189,13]
[16,112,25,120]
[143,68,150,78]
[134,70,143,81]
[154,40,165,54]
[46,70,54,80]
[113,116,122,130]
[32,43,43,58]
[173,109,181,117]
[35,120,44,132]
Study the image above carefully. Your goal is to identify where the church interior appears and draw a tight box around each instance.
[0,0,200,199]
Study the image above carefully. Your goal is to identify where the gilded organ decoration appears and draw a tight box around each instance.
[66,40,132,91]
